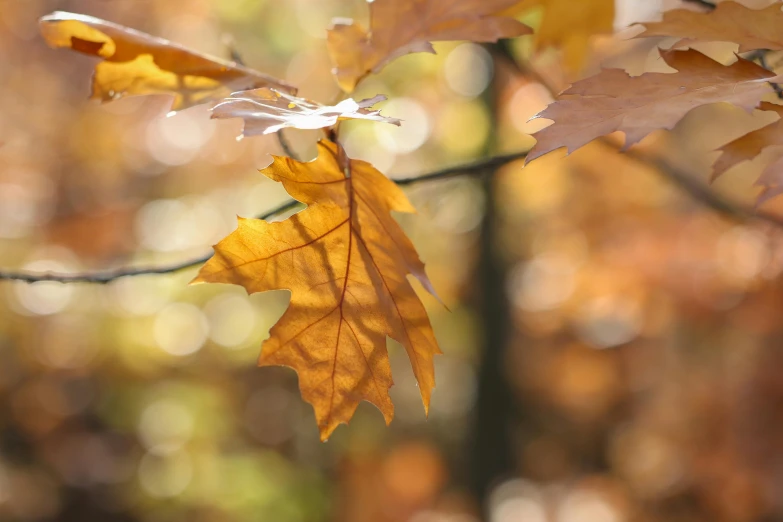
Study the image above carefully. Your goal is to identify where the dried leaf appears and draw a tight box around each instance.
[528,50,783,162]
[211,89,401,137]
[507,0,615,70]
[637,2,783,53]
[713,103,783,181]
[39,11,294,111]
[193,140,441,440]
[711,103,783,204]
[755,154,783,205]
[327,0,532,92]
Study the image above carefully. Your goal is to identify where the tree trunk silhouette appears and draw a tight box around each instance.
[468,42,517,514]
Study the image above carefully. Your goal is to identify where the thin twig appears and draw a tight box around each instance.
[394,150,530,185]
[2,144,782,284]
[624,150,783,228]
[221,40,302,162]
[9,13,783,285]
[223,35,246,66]
[757,53,783,100]
[276,129,300,161]
[0,152,530,285]
[681,0,716,9]
[493,42,783,227]
[0,200,301,284]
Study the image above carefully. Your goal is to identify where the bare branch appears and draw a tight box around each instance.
[682,0,716,9]
[625,150,783,228]
[9,25,783,286]
[394,150,530,185]
[223,35,246,66]
[492,42,783,228]
[757,53,783,100]
[0,200,301,284]
[2,142,783,285]
[0,151,530,285]
[276,129,300,161]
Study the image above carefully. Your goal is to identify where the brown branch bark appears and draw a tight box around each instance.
[2,146,782,284]
[3,140,783,285]
[0,151,530,284]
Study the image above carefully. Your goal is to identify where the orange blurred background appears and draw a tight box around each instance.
[3,0,783,521]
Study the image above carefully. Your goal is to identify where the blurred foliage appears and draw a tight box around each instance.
[2,0,783,521]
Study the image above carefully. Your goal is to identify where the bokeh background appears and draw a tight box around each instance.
[3,0,783,521]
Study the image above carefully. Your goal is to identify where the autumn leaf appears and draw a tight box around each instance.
[637,2,783,53]
[326,0,532,92]
[711,102,783,204]
[752,155,783,205]
[506,0,615,70]
[192,140,441,440]
[527,50,783,162]
[39,11,294,112]
[210,89,401,137]
[713,102,783,181]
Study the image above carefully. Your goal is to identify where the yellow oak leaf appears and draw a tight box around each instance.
[211,89,400,137]
[192,140,441,440]
[507,0,615,70]
[39,11,294,112]
[528,50,783,162]
[327,0,532,92]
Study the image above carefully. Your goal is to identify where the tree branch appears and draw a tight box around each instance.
[0,151,529,285]
[757,53,783,99]
[0,200,302,284]
[625,149,783,228]
[10,27,783,287]
[394,150,531,185]
[275,129,300,161]
[492,41,783,227]
[682,0,716,9]
[2,145,782,284]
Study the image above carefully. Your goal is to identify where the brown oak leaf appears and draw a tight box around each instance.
[713,102,783,181]
[211,89,400,137]
[637,2,783,53]
[506,0,615,70]
[192,140,441,440]
[753,154,783,205]
[712,102,783,205]
[39,11,294,112]
[528,50,783,162]
[326,0,532,92]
